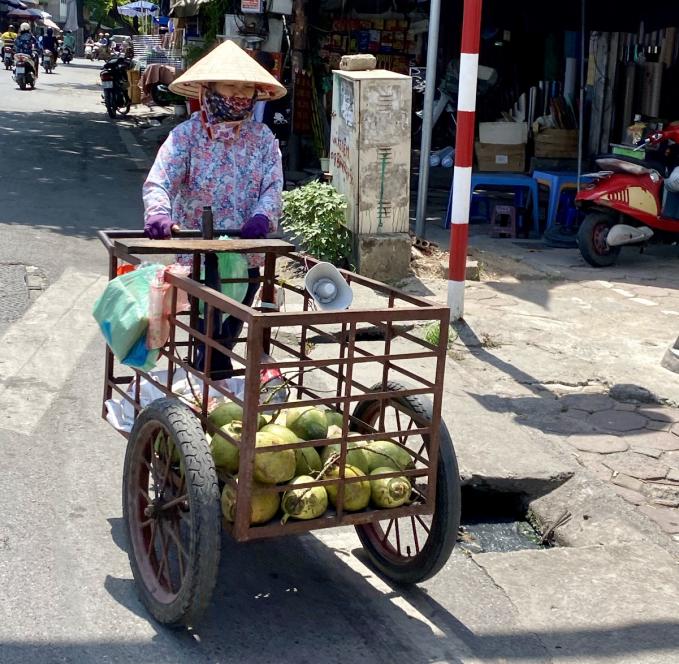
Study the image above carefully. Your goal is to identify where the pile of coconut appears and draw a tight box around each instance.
[207,402,416,526]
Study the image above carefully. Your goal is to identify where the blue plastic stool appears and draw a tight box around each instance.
[445,173,540,236]
[532,171,593,229]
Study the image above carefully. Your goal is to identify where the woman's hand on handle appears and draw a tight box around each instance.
[144,214,179,239]
[240,214,269,239]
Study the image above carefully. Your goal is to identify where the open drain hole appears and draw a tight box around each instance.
[458,486,550,553]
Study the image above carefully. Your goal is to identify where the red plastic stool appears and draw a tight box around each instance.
[490,203,517,238]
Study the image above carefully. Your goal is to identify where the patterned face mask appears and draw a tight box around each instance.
[201,88,257,124]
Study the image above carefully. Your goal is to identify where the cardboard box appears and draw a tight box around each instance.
[479,121,528,145]
[127,69,141,105]
[534,129,578,158]
[475,142,526,172]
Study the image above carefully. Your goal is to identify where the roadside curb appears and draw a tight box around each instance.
[117,124,153,170]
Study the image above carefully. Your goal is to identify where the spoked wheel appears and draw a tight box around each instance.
[123,398,221,626]
[353,382,461,584]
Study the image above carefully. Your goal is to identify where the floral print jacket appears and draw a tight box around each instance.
[143,114,283,266]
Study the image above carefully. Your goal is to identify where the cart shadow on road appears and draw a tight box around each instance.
[98,523,679,662]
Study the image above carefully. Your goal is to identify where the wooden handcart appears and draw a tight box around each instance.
[98,227,461,626]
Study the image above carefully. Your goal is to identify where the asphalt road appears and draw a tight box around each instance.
[0,60,551,664]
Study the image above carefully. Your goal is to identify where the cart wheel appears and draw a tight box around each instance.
[123,398,221,626]
[353,382,461,584]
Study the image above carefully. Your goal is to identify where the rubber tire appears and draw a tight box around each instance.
[150,82,168,106]
[353,381,461,585]
[17,74,25,90]
[123,398,222,626]
[104,89,116,119]
[577,212,622,267]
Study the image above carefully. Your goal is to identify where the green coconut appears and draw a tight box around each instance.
[282,475,328,522]
[295,446,323,475]
[208,401,243,428]
[260,423,301,444]
[325,464,371,511]
[328,425,362,440]
[320,442,369,474]
[370,467,412,509]
[364,440,415,472]
[287,407,328,441]
[221,480,280,525]
[259,423,321,476]
[325,411,344,429]
[208,401,266,430]
[254,432,296,484]
[210,422,241,473]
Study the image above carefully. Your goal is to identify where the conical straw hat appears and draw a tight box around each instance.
[170,40,286,101]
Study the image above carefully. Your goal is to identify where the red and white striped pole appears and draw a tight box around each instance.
[448,0,483,320]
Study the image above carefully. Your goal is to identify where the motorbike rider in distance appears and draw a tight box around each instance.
[14,23,39,76]
[41,27,57,67]
[63,30,75,51]
[1,24,17,47]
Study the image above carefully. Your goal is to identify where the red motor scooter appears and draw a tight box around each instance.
[576,124,679,267]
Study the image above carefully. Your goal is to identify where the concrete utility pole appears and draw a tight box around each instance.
[413,0,441,240]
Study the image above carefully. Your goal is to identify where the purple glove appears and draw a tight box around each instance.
[241,214,269,239]
[144,213,175,239]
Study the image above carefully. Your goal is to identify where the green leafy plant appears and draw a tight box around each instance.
[422,322,458,348]
[281,182,352,266]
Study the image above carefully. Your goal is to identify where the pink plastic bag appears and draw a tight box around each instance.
[146,264,191,350]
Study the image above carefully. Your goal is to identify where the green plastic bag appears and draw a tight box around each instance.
[217,246,249,302]
[93,263,164,366]
[199,239,249,314]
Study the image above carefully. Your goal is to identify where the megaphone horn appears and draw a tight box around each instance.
[304,262,353,311]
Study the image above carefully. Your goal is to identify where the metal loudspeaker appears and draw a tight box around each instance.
[304,262,353,311]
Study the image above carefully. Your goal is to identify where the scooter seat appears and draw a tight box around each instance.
[596,154,667,177]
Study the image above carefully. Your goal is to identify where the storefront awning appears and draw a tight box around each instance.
[169,0,209,18]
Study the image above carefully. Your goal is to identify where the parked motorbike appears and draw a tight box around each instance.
[85,43,94,60]
[13,52,36,89]
[100,55,131,119]
[60,45,73,64]
[42,49,55,73]
[576,125,679,267]
[3,44,14,70]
